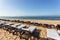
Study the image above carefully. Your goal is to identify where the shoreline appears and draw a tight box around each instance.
[1,17,60,20]
[0,18,60,24]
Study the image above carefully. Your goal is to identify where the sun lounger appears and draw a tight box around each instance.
[8,24,21,31]
[25,21,31,23]
[11,24,26,35]
[4,22,14,28]
[22,26,36,33]
[5,22,14,25]
[47,29,60,40]
[7,24,20,34]
[42,24,49,28]
[21,26,40,40]
[20,31,31,40]
[37,22,42,26]
[17,24,26,29]
[0,21,6,25]
[33,22,42,26]
[47,24,54,29]
[12,24,26,33]
[28,26,36,33]
[56,24,60,30]
[54,24,57,27]
[0,21,7,29]
[10,24,20,28]
[6,24,25,31]
[0,21,7,27]
[57,30,60,35]
[20,26,36,40]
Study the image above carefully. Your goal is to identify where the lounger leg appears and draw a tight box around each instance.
[3,26,4,29]
[3,27,6,30]
[9,29,13,33]
[3,27,5,29]
[0,26,2,28]
[12,31,17,35]
[4,27,7,30]
[30,36,34,40]
[16,32,20,36]
[6,28,9,31]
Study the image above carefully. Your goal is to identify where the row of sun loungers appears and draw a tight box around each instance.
[0,19,60,28]
[0,22,35,33]
[0,21,40,40]
[1,19,60,40]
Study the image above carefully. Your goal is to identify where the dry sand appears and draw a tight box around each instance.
[0,19,60,40]
[0,28,20,40]
[23,19,60,24]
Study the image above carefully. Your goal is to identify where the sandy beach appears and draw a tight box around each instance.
[0,19,60,40]
[1,0,60,40]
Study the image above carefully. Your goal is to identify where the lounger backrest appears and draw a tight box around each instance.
[22,28,29,31]
[22,26,36,33]
[14,24,20,26]
[5,23,13,25]
[11,25,17,27]
[47,29,60,40]
[0,22,6,25]
[28,26,36,33]
[11,24,20,27]
[17,24,26,29]
[54,24,57,27]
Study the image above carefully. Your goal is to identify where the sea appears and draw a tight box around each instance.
[0,16,60,20]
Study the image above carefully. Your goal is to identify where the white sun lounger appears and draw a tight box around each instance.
[0,21,6,25]
[22,26,36,33]
[0,23,2,25]
[47,29,60,40]
[5,23,13,25]
[17,24,26,29]
[54,24,57,27]
[10,24,20,28]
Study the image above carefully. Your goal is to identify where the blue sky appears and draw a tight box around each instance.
[0,0,60,16]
